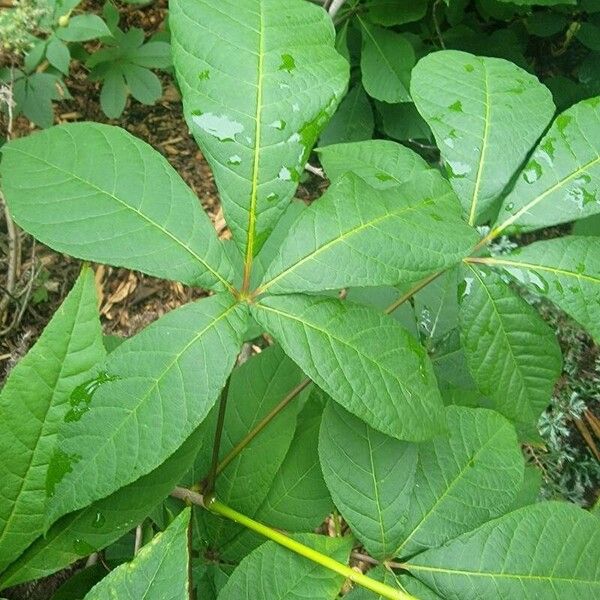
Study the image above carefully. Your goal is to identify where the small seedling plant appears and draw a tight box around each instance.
[0,1,599,598]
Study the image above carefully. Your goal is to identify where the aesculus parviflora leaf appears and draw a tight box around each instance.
[83,508,190,600]
[45,294,247,526]
[170,0,349,262]
[411,50,555,225]
[0,268,104,572]
[0,123,234,291]
[396,406,524,558]
[252,294,444,441]
[495,97,600,235]
[258,173,478,294]
[459,266,562,440]
[473,236,600,343]
[218,533,351,600]
[319,400,418,560]
[407,502,600,600]
[0,425,204,589]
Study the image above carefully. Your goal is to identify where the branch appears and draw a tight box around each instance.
[203,377,231,495]
[328,0,347,18]
[170,487,417,600]
[384,272,442,315]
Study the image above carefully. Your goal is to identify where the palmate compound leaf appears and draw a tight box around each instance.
[0,123,233,291]
[170,0,349,259]
[494,96,600,235]
[83,508,190,600]
[395,406,524,558]
[0,268,104,573]
[257,173,478,295]
[319,400,418,560]
[459,265,562,440]
[407,502,600,600]
[0,425,204,589]
[45,293,248,527]
[411,50,555,225]
[217,533,351,600]
[251,294,445,441]
[475,236,600,343]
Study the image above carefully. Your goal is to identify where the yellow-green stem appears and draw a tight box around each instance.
[170,487,417,600]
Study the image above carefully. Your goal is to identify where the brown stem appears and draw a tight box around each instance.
[384,272,442,315]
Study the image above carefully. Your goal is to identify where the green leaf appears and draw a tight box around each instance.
[100,68,127,118]
[196,345,306,555]
[256,389,331,531]
[46,38,70,74]
[0,269,104,573]
[319,400,417,559]
[127,41,172,69]
[411,50,555,225]
[459,266,562,439]
[45,293,247,526]
[0,426,204,589]
[13,72,64,129]
[122,64,162,105]
[83,509,190,600]
[477,237,600,342]
[0,123,234,291]
[507,464,542,511]
[170,0,349,258]
[407,502,600,600]
[376,101,432,143]
[258,173,478,294]
[251,294,445,441]
[56,15,112,42]
[495,97,600,235]
[218,534,351,600]
[359,19,414,103]
[396,406,524,558]
[365,0,428,26]
[319,85,374,147]
[317,139,435,188]
[346,566,407,600]
[214,390,332,562]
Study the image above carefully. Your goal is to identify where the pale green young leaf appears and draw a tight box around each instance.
[258,174,478,294]
[459,266,562,439]
[45,293,247,526]
[396,406,524,558]
[170,0,349,257]
[495,97,600,234]
[480,237,600,342]
[0,123,234,291]
[411,50,555,224]
[407,502,600,600]
[0,268,104,573]
[83,509,190,600]
[359,20,414,103]
[218,534,351,600]
[251,294,445,441]
[0,426,204,589]
[317,139,434,189]
[319,401,418,560]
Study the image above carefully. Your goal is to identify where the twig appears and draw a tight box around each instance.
[384,272,442,315]
[134,524,143,555]
[328,0,347,18]
[432,0,446,50]
[202,377,231,495]
[305,163,325,178]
